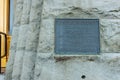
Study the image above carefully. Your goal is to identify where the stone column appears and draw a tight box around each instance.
[11,0,31,80]
[20,0,43,80]
[5,0,43,80]
[5,0,24,80]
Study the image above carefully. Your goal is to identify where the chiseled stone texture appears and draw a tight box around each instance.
[6,0,120,80]
[100,19,120,52]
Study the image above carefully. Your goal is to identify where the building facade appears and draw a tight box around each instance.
[6,0,120,80]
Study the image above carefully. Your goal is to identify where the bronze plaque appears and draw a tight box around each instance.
[55,19,100,55]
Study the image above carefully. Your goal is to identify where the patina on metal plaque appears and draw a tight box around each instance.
[55,19,100,55]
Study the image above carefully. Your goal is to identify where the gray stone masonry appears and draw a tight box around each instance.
[5,0,120,80]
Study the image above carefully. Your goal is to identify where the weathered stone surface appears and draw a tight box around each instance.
[42,0,120,19]
[100,19,120,52]
[12,25,28,80]
[5,0,120,80]
[8,0,31,80]
[33,54,120,80]
[21,0,32,24]
[5,0,24,80]
[37,18,54,53]
[5,27,19,80]
[14,0,23,25]
[20,0,43,80]
[20,22,41,80]
[30,0,43,22]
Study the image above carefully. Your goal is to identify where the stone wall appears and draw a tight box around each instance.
[5,0,120,80]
